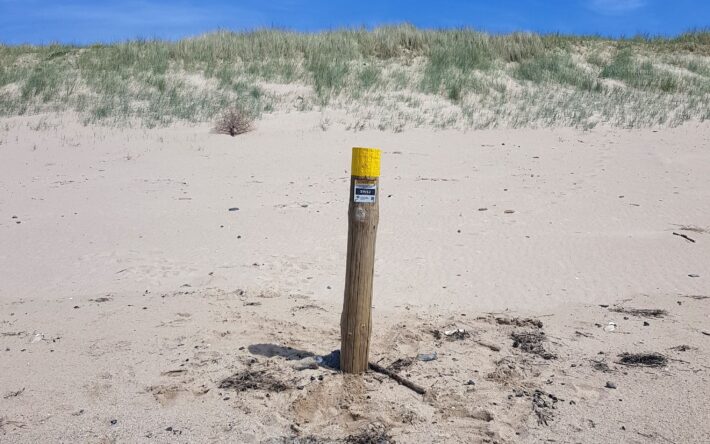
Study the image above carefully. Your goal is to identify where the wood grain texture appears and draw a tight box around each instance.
[340,175,380,373]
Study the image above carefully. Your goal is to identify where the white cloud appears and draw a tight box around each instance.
[588,0,647,15]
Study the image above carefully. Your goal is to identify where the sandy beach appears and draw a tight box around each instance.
[1,112,709,443]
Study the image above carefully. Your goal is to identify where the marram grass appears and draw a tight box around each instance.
[1,25,709,129]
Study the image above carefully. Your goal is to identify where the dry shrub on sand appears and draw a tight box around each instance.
[215,107,253,136]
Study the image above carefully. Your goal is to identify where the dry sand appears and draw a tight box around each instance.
[1,112,709,443]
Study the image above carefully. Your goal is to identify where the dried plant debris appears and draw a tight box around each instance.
[0,417,27,432]
[89,296,111,303]
[609,307,667,318]
[496,317,543,328]
[280,424,395,444]
[431,327,471,342]
[276,437,329,444]
[676,225,709,234]
[669,345,696,352]
[271,436,330,444]
[673,232,696,243]
[369,362,426,395]
[591,359,612,372]
[219,368,291,392]
[511,331,556,360]
[443,328,470,341]
[344,424,395,444]
[532,390,558,426]
[387,357,415,373]
[3,388,25,399]
[683,295,710,300]
[1,331,27,337]
[617,353,668,368]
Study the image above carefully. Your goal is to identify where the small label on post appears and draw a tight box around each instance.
[354,181,376,203]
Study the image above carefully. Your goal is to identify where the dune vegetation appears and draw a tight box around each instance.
[1,25,709,129]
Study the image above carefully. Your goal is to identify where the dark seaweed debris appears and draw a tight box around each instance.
[511,331,556,360]
[344,424,395,444]
[219,369,290,392]
[591,359,612,372]
[683,295,709,300]
[387,357,415,373]
[0,417,27,432]
[609,307,667,318]
[617,353,667,368]
[496,317,543,328]
[444,329,470,341]
[279,424,394,444]
[532,390,558,426]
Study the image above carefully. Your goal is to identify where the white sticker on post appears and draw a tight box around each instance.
[354,181,376,203]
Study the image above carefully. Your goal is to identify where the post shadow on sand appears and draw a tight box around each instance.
[245,344,429,394]
[247,344,341,369]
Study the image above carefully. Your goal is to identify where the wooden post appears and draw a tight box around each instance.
[340,147,381,374]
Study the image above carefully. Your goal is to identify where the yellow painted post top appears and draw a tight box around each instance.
[351,147,381,177]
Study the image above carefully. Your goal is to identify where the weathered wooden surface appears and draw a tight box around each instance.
[340,147,381,374]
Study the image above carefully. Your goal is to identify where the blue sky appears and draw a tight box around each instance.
[1,0,708,44]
